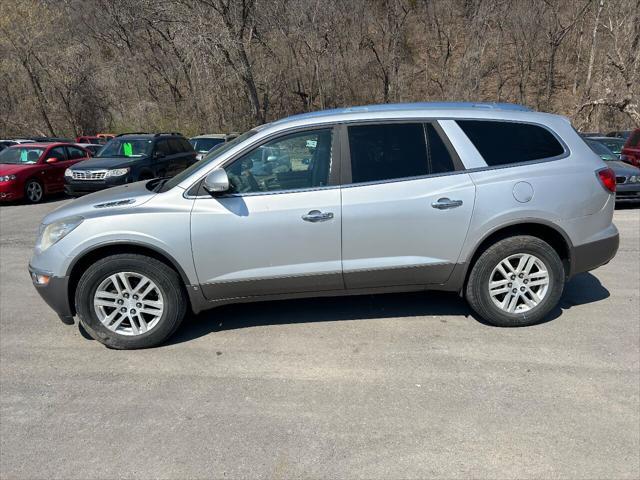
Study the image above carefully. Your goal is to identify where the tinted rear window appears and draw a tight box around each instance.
[457,120,565,166]
[348,123,428,183]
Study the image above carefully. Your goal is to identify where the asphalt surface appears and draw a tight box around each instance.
[1,197,639,479]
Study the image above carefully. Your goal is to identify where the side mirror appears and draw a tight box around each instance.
[203,168,229,195]
[45,157,58,164]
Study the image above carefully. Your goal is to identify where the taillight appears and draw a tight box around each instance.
[597,167,616,193]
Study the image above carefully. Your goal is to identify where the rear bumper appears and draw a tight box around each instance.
[570,229,619,277]
[29,265,74,324]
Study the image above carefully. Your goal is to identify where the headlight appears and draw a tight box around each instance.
[629,175,639,183]
[35,216,83,253]
[105,168,130,177]
[0,174,17,182]
[64,168,73,177]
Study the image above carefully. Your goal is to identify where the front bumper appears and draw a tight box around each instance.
[0,181,23,202]
[571,230,620,277]
[29,265,74,324]
[64,176,129,196]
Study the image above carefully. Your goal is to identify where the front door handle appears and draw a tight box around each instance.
[302,210,334,222]
[431,197,463,210]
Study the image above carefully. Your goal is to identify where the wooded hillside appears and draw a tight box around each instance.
[1,0,638,137]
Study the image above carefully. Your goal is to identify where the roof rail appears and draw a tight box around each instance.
[153,132,184,137]
[116,132,150,137]
[274,101,532,124]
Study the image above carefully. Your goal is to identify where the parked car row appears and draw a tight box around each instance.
[581,129,640,167]
[1,131,237,204]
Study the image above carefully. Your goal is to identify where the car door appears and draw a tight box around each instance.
[340,122,476,289]
[191,127,343,301]
[41,146,69,192]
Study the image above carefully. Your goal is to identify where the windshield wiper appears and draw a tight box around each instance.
[151,178,169,192]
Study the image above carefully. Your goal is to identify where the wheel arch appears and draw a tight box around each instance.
[66,242,193,315]
[462,220,574,291]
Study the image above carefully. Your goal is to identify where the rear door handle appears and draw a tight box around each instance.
[302,210,334,222]
[431,198,463,210]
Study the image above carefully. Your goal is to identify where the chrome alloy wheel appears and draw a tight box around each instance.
[93,272,164,336]
[488,253,550,313]
[26,181,43,202]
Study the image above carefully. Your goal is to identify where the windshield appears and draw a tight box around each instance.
[0,147,45,164]
[98,138,152,158]
[586,140,616,160]
[596,138,624,155]
[156,130,258,193]
[190,138,225,153]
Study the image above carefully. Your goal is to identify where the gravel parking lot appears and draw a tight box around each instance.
[1,198,638,479]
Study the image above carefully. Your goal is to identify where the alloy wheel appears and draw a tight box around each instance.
[488,253,550,313]
[26,181,43,202]
[93,272,164,336]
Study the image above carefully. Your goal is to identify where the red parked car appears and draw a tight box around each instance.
[621,128,640,168]
[0,143,91,203]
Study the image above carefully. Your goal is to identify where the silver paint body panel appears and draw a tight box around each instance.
[30,103,618,314]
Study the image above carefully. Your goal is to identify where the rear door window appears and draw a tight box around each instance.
[168,138,183,154]
[347,123,456,184]
[456,120,565,166]
[348,123,428,183]
[155,139,171,157]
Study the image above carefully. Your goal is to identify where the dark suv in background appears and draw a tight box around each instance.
[64,133,196,196]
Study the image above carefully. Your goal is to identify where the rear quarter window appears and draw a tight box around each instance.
[457,120,565,166]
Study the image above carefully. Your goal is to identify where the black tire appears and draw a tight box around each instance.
[75,254,187,349]
[465,235,565,327]
[24,179,44,203]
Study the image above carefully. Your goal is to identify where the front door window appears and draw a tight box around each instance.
[224,129,333,194]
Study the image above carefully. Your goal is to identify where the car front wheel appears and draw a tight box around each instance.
[465,235,565,327]
[75,254,187,349]
[24,179,44,203]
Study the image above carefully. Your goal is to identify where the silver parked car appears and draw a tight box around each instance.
[29,103,619,349]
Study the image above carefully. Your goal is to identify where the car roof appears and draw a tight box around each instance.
[271,102,531,125]
[589,136,624,141]
[191,134,227,139]
[256,102,566,137]
[10,142,73,149]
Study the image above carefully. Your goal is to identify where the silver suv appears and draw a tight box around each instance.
[29,103,619,349]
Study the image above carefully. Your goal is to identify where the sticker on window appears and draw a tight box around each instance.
[123,142,133,157]
[306,140,317,148]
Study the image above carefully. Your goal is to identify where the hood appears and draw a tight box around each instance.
[69,156,145,170]
[0,163,36,175]
[607,160,640,176]
[42,180,157,224]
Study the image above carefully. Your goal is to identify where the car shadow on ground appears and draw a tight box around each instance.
[162,272,609,346]
[615,202,640,210]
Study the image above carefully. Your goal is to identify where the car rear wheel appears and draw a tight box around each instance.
[75,254,187,349]
[24,179,44,203]
[465,235,565,327]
